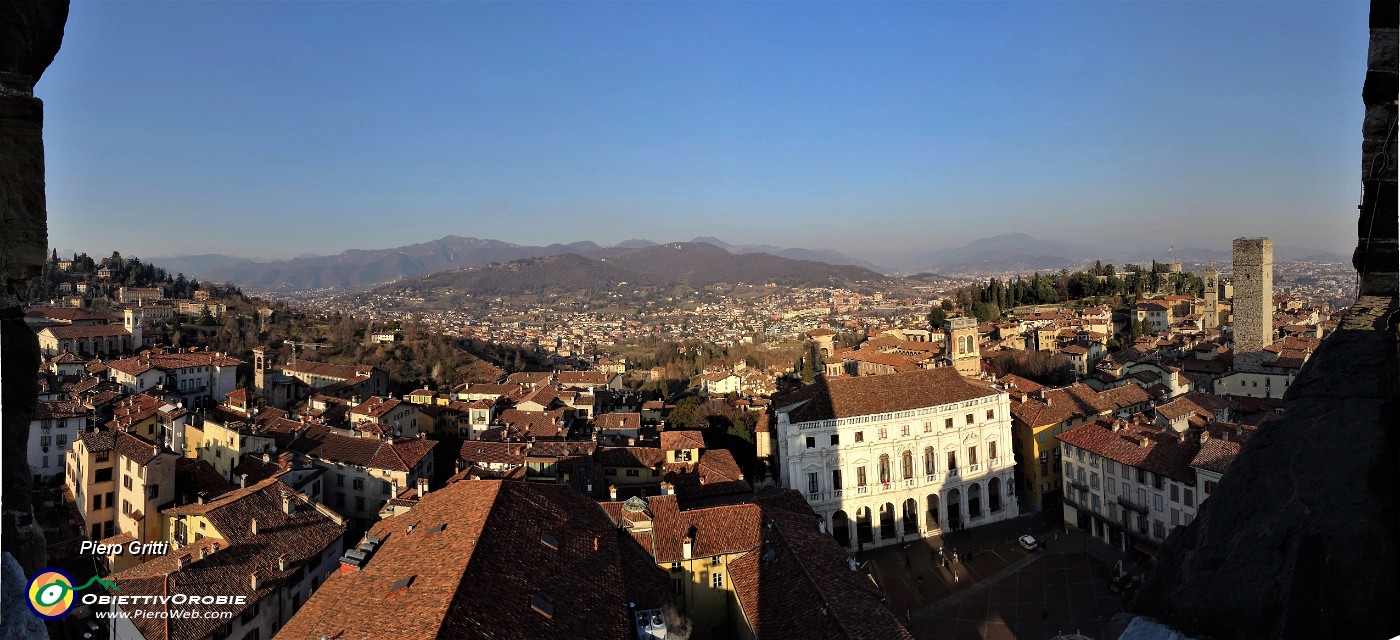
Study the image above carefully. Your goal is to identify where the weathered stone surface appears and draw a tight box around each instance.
[1130,296,1399,640]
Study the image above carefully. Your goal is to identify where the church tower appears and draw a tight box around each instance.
[252,345,270,394]
[944,317,980,377]
[1202,266,1219,329]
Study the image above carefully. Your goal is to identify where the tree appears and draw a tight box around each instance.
[197,306,216,327]
[927,305,948,330]
[940,299,954,312]
[668,396,706,429]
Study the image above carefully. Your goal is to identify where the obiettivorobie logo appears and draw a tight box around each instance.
[26,568,118,620]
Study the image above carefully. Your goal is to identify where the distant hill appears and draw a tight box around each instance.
[686,236,884,271]
[376,242,886,298]
[150,236,613,292]
[899,233,1078,274]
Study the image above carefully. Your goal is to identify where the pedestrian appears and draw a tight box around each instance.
[953,571,959,584]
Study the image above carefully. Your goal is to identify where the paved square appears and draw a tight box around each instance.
[860,517,1132,639]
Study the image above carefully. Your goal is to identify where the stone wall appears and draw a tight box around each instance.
[1357,0,1398,296]
[1231,238,1272,372]
[0,0,68,582]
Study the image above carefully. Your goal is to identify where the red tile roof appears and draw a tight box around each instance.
[41,323,130,339]
[278,481,631,640]
[1056,418,1202,484]
[288,425,438,472]
[775,367,997,422]
[659,429,706,452]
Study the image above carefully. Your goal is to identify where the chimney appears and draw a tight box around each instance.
[660,482,673,496]
[417,477,428,497]
[682,536,693,560]
[1199,430,1210,444]
[282,496,293,514]
[239,473,248,488]
[250,518,258,535]
[251,572,263,591]
[262,452,270,464]
[278,555,288,572]
[1111,421,1122,433]
[178,555,191,570]
[390,481,399,499]
[609,485,617,500]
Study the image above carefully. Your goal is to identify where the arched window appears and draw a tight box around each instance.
[901,450,913,480]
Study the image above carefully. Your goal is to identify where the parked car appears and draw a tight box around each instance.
[1018,534,1040,551]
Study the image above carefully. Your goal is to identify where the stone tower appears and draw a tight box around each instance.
[252,345,270,393]
[944,316,980,376]
[1202,266,1219,329]
[1231,238,1273,371]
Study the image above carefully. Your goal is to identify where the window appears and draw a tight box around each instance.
[1092,495,1101,513]
[1090,473,1100,490]
[95,468,112,483]
[241,602,261,624]
[1136,468,1146,484]
[1170,484,1179,503]
[946,451,957,472]
[1204,481,1216,496]
[336,474,345,487]
[988,441,997,461]
[354,496,365,511]
[1153,520,1166,539]
[923,422,931,433]
[945,418,953,429]
[1153,494,1163,512]
[855,432,864,443]
[1138,488,1147,507]
[92,495,101,511]
[605,468,617,476]
[967,446,978,466]
[965,414,974,425]
[986,409,994,420]
[1170,508,1180,526]
[878,455,890,483]
[830,434,839,446]
[147,485,158,499]
[1076,448,1084,462]
[1184,488,1195,507]
[41,456,48,468]
[1106,461,1116,476]
[901,450,913,479]
[901,425,909,437]
[857,467,867,487]
[626,469,639,477]
[40,435,51,446]
[712,572,724,588]
[352,478,365,491]
[805,436,816,449]
[878,428,887,440]
[1154,474,1165,491]
[122,500,131,515]
[807,472,818,494]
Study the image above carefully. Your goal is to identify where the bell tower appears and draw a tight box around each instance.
[944,317,980,377]
[252,345,270,393]
[1202,265,1219,329]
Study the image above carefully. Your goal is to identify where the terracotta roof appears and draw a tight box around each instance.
[459,441,528,465]
[595,412,642,433]
[1010,383,1149,428]
[1056,419,1201,484]
[106,350,243,377]
[1155,392,1230,423]
[352,396,405,419]
[35,399,86,419]
[1190,437,1241,475]
[663,449,750,498]
[556,371,610,386]
[288,425,438,472]
[595,446,665,468]
[282,358,376,381]
[659,429,706,452]
[117,479,345,640]
[775,367,997,423]
[728,501,914,640]
[278,481,631,640]
[40,323,131,340]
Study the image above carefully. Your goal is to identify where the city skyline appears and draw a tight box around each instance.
[41,2,1368,260]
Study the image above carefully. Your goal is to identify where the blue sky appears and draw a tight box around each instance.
[40,1,1369,261]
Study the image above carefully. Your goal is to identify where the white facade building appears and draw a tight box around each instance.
[30,399,86,482]
[775,368,1019,551]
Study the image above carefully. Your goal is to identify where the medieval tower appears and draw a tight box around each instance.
[1202,265,1220,329]
[1231,238,1273,372]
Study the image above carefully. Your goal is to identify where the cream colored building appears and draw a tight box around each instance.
[65,430,178,552]
[775,367,1018,550]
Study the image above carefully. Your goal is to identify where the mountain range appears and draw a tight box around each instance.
[375,242,886,299]
[146,233,1350,293]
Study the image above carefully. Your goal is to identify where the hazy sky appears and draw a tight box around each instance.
[41,1,1368,262]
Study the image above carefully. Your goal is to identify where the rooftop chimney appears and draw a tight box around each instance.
[278,555,288,572]
[682,536,693,560]
[282,496,293,514]
[417,477,428,497]
[178,555,190,570]
[660,482,673,496]
[609,484,618,500]
[250,518,258,535]
[390,481,399,500]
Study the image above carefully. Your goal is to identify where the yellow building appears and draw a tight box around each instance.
[1007,380,1151,511]
[65,429,178,567]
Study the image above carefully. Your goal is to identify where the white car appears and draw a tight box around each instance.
[1018,534,1039,551]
